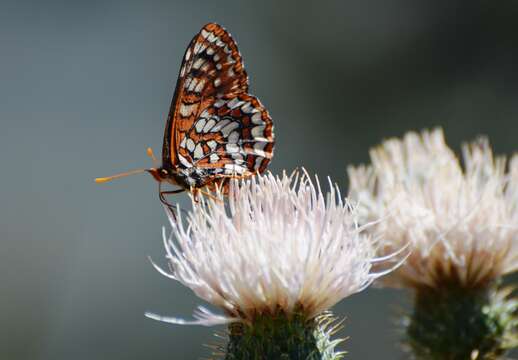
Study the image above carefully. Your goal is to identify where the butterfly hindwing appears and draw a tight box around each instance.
[177,94,274,177]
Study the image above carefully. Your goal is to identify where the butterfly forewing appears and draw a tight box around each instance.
[162,23,250,168]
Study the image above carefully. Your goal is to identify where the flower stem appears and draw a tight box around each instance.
[224,311,344,360]
[405,283,518,360]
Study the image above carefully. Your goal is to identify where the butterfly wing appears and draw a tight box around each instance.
[162,23,249,168]
[178,93,274,179]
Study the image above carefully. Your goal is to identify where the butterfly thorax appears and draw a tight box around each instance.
[148,166,211,189]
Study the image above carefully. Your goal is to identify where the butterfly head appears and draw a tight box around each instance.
[146,167,169,182]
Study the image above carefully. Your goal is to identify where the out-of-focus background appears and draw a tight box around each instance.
[2,0,518,359]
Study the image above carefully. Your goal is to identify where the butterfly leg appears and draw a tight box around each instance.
[159,187,185,221]
[199,189,223,203]
[159,189,185,206]
[215,173,255,182]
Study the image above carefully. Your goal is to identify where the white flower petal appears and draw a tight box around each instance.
[148,171,399,325]
[145,306,235,326]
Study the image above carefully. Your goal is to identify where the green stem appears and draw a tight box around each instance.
[405,283,518,360]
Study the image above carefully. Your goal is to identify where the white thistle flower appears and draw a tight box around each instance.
[348,128,518,289]
[146,171,398,326]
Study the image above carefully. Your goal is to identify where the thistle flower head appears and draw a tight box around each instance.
[147,171,397,326]
[348,128,518,290]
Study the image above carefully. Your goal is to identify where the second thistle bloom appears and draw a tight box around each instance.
[348,128,518,290]
[348,128,518,359]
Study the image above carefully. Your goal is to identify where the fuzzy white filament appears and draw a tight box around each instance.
[348,128,518,289]
[146,171,396,326]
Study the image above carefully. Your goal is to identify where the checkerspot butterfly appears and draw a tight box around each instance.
[96,23,275,206]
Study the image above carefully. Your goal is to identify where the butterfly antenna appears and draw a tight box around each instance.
[146,147,160,168]
[95,168,147,184]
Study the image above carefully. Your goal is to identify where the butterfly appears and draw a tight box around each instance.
[96,23,275,207]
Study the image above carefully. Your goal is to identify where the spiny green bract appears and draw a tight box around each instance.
[214,311,346,360]
[404,283,518,360]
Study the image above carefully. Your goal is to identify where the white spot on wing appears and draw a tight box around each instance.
[253,149,266,158]
[207,140,218,150]
[206,47,215,55]
[193,58,205,70]
[241,102,253,113]
[214,78,221,87]
[193,143,204,159]
[186,138,195,152]
[224,164,246,174]
[221,122,239,137]
[178,154,192,168]
[179,104,188,117]
[251,113,263,124]
[203,119,216,133]
[209,153,219,163]
[251,125,266,138]
[208,33,217,43]
[180,103,197,117]
[254,156,264,170]
[195,119,206,133]
[201,29,209,39]
[227,98,243,109]
[211,119,230,132]
[254,142,266,151]
[226,144,239,153]
[179,137,187,148]
[188,79,198,92]
[194,78,205,93]
[185,48,192,60]
[231,153,244,161]
[245,143,269,158]
[184,77,192,90]
[251,137,269,143]
[214,54,220,62]
[228,131,240,143]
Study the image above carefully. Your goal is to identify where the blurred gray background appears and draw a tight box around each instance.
[2,0,518,359]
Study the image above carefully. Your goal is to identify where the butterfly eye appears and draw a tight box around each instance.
[161,169,169,176]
